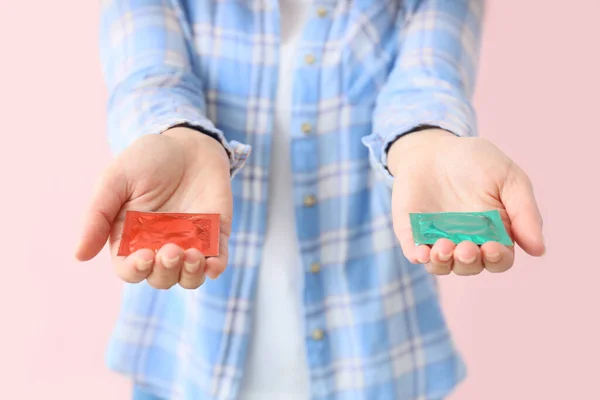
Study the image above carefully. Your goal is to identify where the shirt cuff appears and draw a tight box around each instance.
[362,95,477,186]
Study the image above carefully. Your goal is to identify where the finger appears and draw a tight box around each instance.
[206,232,230,279]
[75,163,127,261]
[391,190,433,264]
[501,168,545,256]
[205,216,232,280]
[453,241,484,276]
[426,239,456,275]
[113,248,155,283]
[147,244,184,290]
[393,221,431,264]
[481,242,515,273]
[179,248,207,290]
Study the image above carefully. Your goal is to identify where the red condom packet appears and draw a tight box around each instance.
[117,211,220,257]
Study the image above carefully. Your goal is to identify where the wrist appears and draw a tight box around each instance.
[387,128,457,176]
[164,126,230,164]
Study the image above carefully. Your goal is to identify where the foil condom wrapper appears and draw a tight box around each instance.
[410,210,513,246]
[117,211,220,257]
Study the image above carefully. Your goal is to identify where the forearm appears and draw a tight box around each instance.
[100,1,213,152]
[99,0,250,175]
[363,0,484,182]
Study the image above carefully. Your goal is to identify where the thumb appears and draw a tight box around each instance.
[501,168,545,256]
[75,163,127,261]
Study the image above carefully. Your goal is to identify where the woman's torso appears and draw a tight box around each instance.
[108,1,464,399]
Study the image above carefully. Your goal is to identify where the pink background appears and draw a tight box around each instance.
[1,0,598,399]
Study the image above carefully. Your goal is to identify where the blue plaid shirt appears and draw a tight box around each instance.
[101,0,483,399]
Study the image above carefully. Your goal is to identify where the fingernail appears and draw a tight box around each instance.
[438,252,452,262]
[184,260,200,274]
[207,270,219,280]
[486,252,501,263]
[136,259,153,271]
[161,256,180,269]
[457,255,477,264]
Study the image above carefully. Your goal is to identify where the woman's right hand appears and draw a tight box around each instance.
[75,127,233,290]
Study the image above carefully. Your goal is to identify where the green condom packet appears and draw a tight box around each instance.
[410,210,513,246]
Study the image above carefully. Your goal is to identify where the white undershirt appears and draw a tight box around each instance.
[238,2,312,400]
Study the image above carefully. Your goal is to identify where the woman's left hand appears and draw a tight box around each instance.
[388,129,545,276]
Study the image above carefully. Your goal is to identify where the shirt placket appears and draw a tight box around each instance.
[290,0,336,390]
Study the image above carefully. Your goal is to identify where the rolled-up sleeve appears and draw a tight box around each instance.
[99,0,251,177]
[362,0,484,182]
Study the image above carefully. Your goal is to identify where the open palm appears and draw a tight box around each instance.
[75,128,233,289]
[391,134,544,275]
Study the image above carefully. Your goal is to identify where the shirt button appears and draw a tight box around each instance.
[311,329,325,341]
[301,122,312,134]
[304,53,316,65]
[303,195,317,207]
[316,7,328,18]
[310,262,321,274]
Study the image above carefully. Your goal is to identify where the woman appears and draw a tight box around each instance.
[76,0,544,399]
